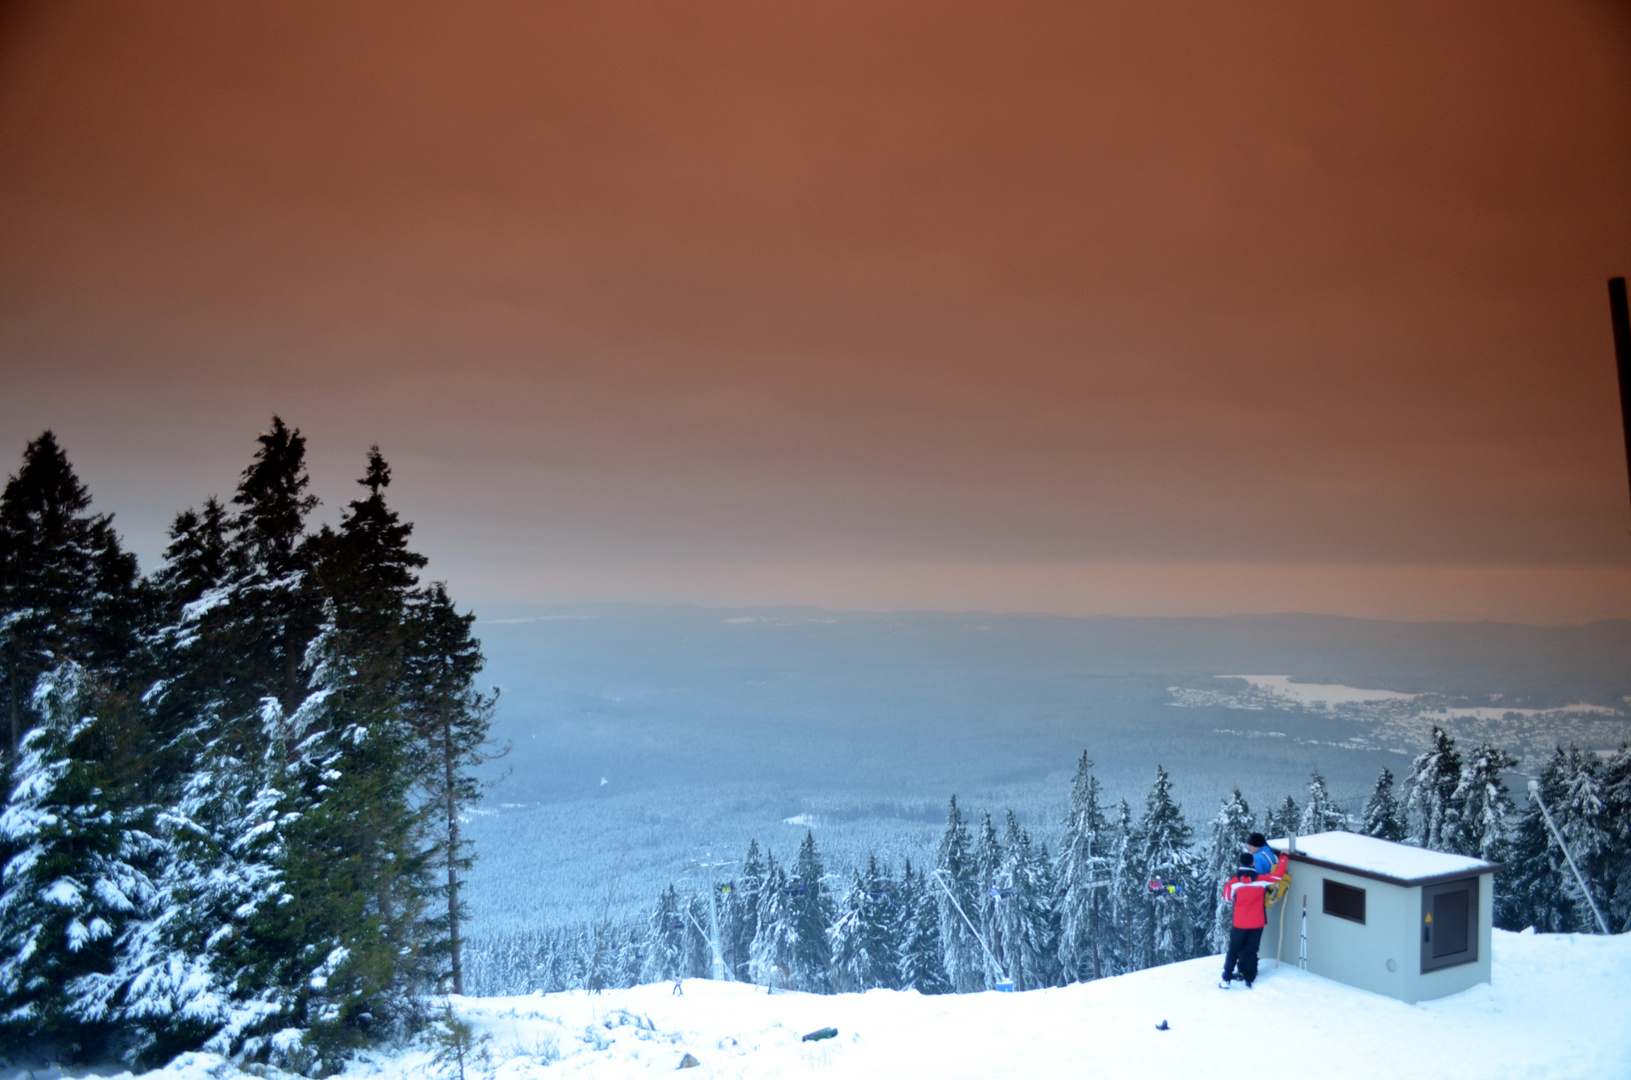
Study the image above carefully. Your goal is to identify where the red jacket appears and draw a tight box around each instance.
[1222,854,1288,929]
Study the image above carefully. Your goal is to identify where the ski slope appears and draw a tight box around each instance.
[47,929,1631,1080]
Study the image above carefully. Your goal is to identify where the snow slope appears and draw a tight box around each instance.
[26,930,1629,1080]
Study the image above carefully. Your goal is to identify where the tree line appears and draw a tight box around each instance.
[476,733,1628,998]
[0,424,497,1071]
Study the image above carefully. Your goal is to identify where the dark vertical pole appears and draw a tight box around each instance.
[1611,277,1631,515]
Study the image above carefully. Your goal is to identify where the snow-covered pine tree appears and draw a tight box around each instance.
[1131,766,1199,969]
[864,855,903,989]
[1359,768,1408,842]
[973,811,1004,988]
[789,830,834,993]
[683,894,712,979]
[1451,742,1518,861]
[995,811,1059,991]
[1499,746,1572,932]
[896,862,951,994]
[1106,799,1139,976]
[1298,772,1348,835]
[216,417,324,729]
[143,498,240,781]
[723,839,765,981]
[748,853,797,990]
[1055,752,1114,983]
[615,926,645,990]
[1264,795,1299,841]
[230,616,432,1068]
[644,885,686,985]
[1602,744,1631,933]
[106,729,290,1067]
[400,582,500,995]
[1205,789,1255,954]
[1406,727,1463,851]
[1555,745,1612,923]
[828,867,868,993]
[0,665,155,1055]
[0,432,142,754]
[933,796,985,993]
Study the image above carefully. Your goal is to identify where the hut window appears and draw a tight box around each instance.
[1323,879,1366,924]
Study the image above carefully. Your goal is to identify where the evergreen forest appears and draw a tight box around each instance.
[0,423,497,1070]
[469,738,1631,1000]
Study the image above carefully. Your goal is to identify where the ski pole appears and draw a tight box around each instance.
[1298,895,1308,971]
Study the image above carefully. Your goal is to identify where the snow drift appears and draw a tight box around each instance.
[18,928,1625,1080]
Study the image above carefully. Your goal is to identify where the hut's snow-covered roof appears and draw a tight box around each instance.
[1269,831,1497,886]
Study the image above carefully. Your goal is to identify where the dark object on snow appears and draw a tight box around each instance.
[678,1052,700,1068]
[802,1027,839,1042]
[1155,1020,1170,1031]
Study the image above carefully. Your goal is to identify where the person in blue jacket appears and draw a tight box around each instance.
[1246,833,1276,875]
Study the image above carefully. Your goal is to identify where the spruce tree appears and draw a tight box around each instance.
[723,839,766,981]
[1205,789,1255,953]
[1359,768,1408,842]
[401,583,500,995]
[150,498,236,618]
[218,417,323,726]
[933,796,984,993]
[897,864,951,994]
[107,732,290,1066]
[1056,752,1114,983]
[144,498,240,780]
[1132,766,1199,969]
[789,830,834,993]
[1493,750,1572,933]
[1106,799,1139,976]
[0,432,141,753]
[1601,744,1631,933]
[1298,772,1348,835]
[1264,795,1300,841]
[645,886,686,984]
[995,811,1058,991]
[0,665,155,1055]
[1451,742,1518,861]
[973,811,1004,988]
[749,854,797,990]
[828,869,866,993]
[1406,727,1462,851]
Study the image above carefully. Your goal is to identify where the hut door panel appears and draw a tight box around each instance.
[1420,877,1479,972]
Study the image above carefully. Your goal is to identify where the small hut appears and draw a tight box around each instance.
[1260,831,1498,1003]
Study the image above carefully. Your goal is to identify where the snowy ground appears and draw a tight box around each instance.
[19,929,1628,1080]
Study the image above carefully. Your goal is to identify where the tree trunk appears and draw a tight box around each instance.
[444,711,463,995]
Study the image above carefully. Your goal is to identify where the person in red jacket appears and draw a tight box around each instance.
[1221,849,1288,988]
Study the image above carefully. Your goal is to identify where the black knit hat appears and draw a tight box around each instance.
[1246,832,1268,848]
[1237,852,1256,869]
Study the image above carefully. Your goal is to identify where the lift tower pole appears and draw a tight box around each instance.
[1609,277,1631,514]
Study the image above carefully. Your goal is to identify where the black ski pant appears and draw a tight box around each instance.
[1223,926,1264,984]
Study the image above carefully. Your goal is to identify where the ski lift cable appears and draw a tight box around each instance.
[930,867,1011,986]
[1526,778,1611,935]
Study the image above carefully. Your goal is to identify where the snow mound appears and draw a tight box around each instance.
[447,930,1629,1078]
[24,930,1629,1080]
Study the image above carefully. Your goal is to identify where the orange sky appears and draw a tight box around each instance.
[3,1,1630,621]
